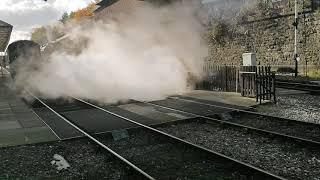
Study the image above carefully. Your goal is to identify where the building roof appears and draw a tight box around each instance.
[94,0,152,14]
[0,20,13,52]
[93,0,182,18]
[94,0,119,13]
[0,20,12,27]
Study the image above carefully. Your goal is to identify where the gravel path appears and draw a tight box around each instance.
[256,93,320,124]
[157,121,320,180]
[0,139,134,179]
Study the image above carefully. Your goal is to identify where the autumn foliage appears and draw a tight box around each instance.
[31,1,99,44]
[72,2,97,21]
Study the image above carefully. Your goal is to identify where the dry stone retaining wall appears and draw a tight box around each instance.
[208,10,320,69]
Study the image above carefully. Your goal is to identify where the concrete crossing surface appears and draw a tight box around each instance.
[0,69,261,147]
[0,73,57,147]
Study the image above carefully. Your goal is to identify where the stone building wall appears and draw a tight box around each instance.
[208,2,320,69]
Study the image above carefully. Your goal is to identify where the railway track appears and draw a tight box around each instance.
[76,97,320,179]
[146,96,320,148]
[276,80,320,94]
[29,94,283,180]
[32,95,153,180]
[126,98,320,179]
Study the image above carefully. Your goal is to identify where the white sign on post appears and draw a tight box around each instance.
[242,53,256,66]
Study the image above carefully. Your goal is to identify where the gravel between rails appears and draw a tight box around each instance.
[225,112,320,142]
[157,121,320,180]
[0,139,136,180]
[256,94,320,124]
[95,129,251,180]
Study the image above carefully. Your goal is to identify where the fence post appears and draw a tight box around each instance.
[236,67,238,93]
[268,66,272,100]
[241,72,244,96]
[259,66,262,104]
[273,72,277,103]
[224,65,228,91]
[255,67,258,102]
[264,66,266,101]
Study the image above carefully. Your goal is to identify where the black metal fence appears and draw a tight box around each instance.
[196,64,239,92]
[197,63,276,103]
[239,66,255,97]
[256,66,276,104]
[239,66,276,104]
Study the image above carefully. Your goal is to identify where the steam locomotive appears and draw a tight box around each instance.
[7,40,41,77]
[6,35,88,79]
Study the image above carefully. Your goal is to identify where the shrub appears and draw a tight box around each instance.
[277,67,296,73]
[210,21,229,44]
[308,71,320,80]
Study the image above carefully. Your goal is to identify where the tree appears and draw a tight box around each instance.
[210,20,229,44]
[72,2,96,21]
[31,26,48,45]
[59,12,69,24]
[69,11,75,19]
[31,1,98,45]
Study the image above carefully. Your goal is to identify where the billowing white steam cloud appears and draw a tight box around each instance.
[15,1,208,103]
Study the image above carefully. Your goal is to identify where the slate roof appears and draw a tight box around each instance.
[93,0,150,14]
[94,0,119,13]
[0,20,13,52]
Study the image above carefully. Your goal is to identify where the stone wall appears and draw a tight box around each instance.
[0,20,12,52]
[208,5,320,69]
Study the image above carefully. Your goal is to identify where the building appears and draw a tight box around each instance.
[0,20,12,67]
[93,0,180,19]
[0,20,13,53]
[94,0,147,20]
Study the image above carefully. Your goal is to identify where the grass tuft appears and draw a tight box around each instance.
[307,71,320,80]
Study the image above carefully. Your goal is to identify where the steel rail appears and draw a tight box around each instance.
[30,105,63,140]
[170,96,320,127]
[276,81,320,94]
[28,93,155,180]
[141,99,320,148]
[74,97,286,180]
[276,80,320,87]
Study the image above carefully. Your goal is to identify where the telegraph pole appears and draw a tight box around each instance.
[294,0,299,77]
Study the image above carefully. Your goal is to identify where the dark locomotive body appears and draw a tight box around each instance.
[7,40,41,77]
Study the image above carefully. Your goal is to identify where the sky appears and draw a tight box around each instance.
[0,0,95,43]
[0,0,221,44]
